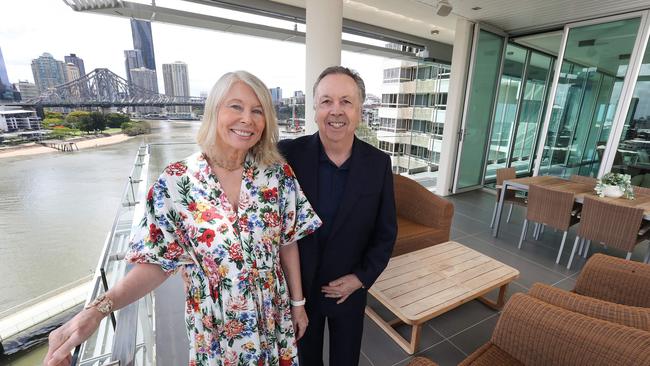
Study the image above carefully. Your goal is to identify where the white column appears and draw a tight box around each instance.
[305,0,342,134]
[436,18,474,196]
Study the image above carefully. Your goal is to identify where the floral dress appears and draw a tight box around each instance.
[126,152,322,366]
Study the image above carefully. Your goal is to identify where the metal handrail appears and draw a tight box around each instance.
[72,145,151,365]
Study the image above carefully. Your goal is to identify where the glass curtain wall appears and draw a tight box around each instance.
[455,29,505,190]
[613,38,650,187]
[538,17,642,178]
[484,45,554,182]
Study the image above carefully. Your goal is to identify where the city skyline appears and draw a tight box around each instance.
[2,0,387,98]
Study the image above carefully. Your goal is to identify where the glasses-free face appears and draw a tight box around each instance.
[314,73,361,146]
[215,81,266,153]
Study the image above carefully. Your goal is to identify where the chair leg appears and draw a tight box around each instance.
[506,204,514,223]
[556,231,568,264]
[582,240,591,259]
[644,245,650,264]
[626,252,632,260]
[567,236,581,270]
[518,219,528,249]
[539,224,545,239]
[577,238,585,255]
[490,201,498,228]
[533,223,539,240]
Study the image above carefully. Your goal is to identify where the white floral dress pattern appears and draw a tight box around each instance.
[126,152,321,366]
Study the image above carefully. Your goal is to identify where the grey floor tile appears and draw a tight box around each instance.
[426,300,498,338]
[447,313,499,355]
[359,352,374,366]
[458,234,566,288]
[480,280,528,304]
[362,317,410,365]
[394,321,444,352]
[393,341,467,366]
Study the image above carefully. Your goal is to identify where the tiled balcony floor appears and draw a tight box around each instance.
[155,189,650,366]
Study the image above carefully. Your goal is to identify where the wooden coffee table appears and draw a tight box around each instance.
[365,241,520,354]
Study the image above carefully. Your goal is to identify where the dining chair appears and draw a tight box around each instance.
[634,185,650,196]
[519,184,580,264]
[491,167,527,228]
[570,174,597,186]
[567,196,650,269]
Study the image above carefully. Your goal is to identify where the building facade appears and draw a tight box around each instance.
[377,60,450,174]
[130,19,156,71]
[124,49,144,86]
[270,87,282,105]
[31,53,66,93]
[162,61,191,115]
[14,81,39,100]
[0,107,41,132]
[64,53,86,77]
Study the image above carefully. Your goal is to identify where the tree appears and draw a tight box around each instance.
[45,111,64,120]
[65,111,90,129]
[105,113,130,128]
[89,112,106,132]
[76,114,94,133]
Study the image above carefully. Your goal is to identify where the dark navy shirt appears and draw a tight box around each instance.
[317,141,351,248]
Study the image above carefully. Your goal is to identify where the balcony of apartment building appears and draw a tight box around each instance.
[42,1,650,366]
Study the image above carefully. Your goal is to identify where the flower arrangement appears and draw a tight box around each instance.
[595,172,634,199]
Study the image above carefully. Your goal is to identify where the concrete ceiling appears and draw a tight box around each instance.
[273,0,650,45]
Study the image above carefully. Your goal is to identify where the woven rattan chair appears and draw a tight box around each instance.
[574,253,650,307]
[569,174,597,185]
[518,184,579,264]
[567,196,650,269]
[634,185,650,196]
[490,167,527,228]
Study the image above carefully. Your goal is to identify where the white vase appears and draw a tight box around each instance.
[602,184,624,198]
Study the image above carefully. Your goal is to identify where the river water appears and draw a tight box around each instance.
[0,120,202,314]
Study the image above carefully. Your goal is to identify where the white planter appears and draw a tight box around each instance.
[602,185,624,198]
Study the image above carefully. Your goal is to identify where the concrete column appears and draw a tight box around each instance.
[436,18,474,196]
[305,0,342,134]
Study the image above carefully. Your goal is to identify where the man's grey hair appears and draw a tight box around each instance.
[312,66,366,102]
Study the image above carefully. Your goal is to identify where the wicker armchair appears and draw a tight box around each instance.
[573,253,650,307]
[567,196,650,269]
[634,185,650,196]
[458,293,650,366]
[392,174,454,257]
[518,184,580,264]
[490,168,527,228]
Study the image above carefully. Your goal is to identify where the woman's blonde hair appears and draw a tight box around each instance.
[196,71,283,166]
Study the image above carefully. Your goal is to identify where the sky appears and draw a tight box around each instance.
[1,0,391,97]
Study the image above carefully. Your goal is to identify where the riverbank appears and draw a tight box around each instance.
[0,133,134,159]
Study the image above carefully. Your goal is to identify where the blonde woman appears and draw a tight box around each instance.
[44,71,321,366]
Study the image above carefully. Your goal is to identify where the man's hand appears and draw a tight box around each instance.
[321,274,363,304]
[290,305,309,340]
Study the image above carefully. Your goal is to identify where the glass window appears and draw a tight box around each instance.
[539,17,642,178]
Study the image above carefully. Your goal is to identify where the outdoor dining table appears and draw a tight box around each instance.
[492,176,650,238]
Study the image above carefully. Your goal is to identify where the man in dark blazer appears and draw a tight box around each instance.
[278,66,397,365]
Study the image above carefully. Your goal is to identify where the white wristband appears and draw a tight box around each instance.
[290,298,306,306]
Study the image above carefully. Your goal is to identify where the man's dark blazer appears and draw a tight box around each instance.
[278,132,397,315]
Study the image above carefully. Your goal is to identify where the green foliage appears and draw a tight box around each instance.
[121,121,151,136]
[48,126,75,139]
[65,111,90,129]
[355,123,379,147]
[105,113,130,128]
[89,111,106,132]
[44,111,64,120]
[42,117,64,128]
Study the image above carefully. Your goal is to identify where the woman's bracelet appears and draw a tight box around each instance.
[290,298,306,306]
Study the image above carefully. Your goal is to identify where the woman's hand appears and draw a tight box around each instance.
[290,305,308,340]
[43,308,104,366]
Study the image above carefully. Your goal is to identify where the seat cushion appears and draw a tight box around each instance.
[459,343,523,366]
[394,217,447,256]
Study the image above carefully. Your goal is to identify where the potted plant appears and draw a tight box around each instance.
[595,172,635,199]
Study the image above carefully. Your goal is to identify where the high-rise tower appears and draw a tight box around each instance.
[64,53,86,77]
[130,19,156,71]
